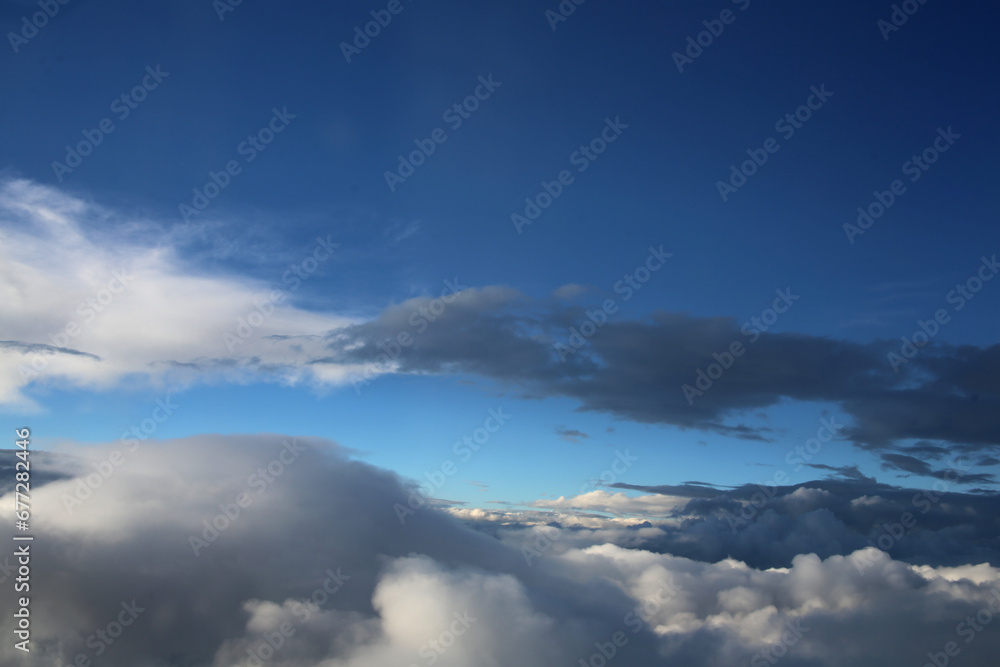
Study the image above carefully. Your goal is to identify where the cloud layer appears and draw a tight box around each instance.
[465,469,1000,573]
[4,435,1000,667]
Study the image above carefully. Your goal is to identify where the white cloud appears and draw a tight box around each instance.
[529,489,688,517]
[6,434,1000,667]
[0,179,361,409]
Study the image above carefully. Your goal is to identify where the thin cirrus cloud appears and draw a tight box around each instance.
[555,427,590,442]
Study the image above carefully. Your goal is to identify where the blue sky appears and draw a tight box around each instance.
[3,0,1000,508]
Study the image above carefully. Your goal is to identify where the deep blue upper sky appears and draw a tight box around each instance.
[3,0,999,506]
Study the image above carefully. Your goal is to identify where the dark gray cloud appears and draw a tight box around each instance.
[897,440,952,459]
[318,290,1000,482]
[555,427,589,442]
[879,453,996,484]
[0,449,73,496]
[594,475,1000,570]
[0,339,101,360]
[803,463,878,484]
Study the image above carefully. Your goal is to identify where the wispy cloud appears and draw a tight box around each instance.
[0,179,357,410]
[555,427,589,442]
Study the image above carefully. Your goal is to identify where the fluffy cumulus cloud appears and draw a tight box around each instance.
[462,472,1000,572]
[4,434,1000,667]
